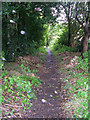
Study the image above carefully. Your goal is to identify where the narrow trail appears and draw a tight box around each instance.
[24,48,73,118]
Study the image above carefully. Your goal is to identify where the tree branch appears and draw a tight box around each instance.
[75,3,84,28]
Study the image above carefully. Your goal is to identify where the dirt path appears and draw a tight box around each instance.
[24,48,73,118]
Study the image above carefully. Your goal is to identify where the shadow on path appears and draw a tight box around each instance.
[24,47,73,118]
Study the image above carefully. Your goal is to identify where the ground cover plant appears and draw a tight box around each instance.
[58,51,88,118]
[2,53,42,117]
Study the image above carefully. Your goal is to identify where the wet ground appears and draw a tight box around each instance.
[23,48,73,118]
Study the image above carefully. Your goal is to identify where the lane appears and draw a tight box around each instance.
[24,48,73,118]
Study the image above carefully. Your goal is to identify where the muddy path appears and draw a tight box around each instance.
[24,48,73,118]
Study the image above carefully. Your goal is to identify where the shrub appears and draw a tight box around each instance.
[53,44,78,55]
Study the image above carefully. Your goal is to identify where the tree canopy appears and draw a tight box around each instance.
[2,2,89,61]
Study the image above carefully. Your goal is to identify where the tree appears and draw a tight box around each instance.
[75,2,89,53]
[2,2,60,61]
[60,2,73,46]
[2,2,47,60]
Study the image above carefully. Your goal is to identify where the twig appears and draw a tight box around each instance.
[5,104,22,108]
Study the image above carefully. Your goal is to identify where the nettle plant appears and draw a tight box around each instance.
[2,60,41,113]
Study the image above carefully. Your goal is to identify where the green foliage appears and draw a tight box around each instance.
[48,24,80,54]
[38,46,47,55]
[0,52,4,114]
[0,51,4,69]
[48,21,85,54]
[57,26,69,46]
[0,86,2,114]
[48,24,61,50]
[64,52,88,118]
[53,43,78,56]
[2,2,47,61]
[1,51,6,77]
[2,2,88,61]
[2,62,41,114]
[3,75,32,109]
[37,46,47,61]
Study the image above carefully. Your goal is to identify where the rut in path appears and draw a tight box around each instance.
[24,48,73,118]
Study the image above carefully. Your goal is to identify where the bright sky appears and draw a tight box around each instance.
[56,11,67,23]
[35,6,67,24]
[50,7,67,24]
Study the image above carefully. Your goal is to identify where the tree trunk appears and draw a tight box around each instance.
[83,32,88,53]
[67,4,71,46]
[68,18,71,46]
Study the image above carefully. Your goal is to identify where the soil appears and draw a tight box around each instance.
[23,48,73,118]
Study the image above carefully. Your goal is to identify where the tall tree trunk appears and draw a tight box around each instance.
[67,4,71,46]
[82,2,89,53]
[68,18,71,46]
[75,2,89,55]
[83,32,88,53]
[83,15,89,53]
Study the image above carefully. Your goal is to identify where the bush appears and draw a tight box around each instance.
[38,46,47,55]
[53,43,78,55]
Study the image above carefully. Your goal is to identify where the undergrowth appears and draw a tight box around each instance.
[51,44,78,56]
[37,46,47,61]
[2,53,42,117]
[62,52,88,118]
